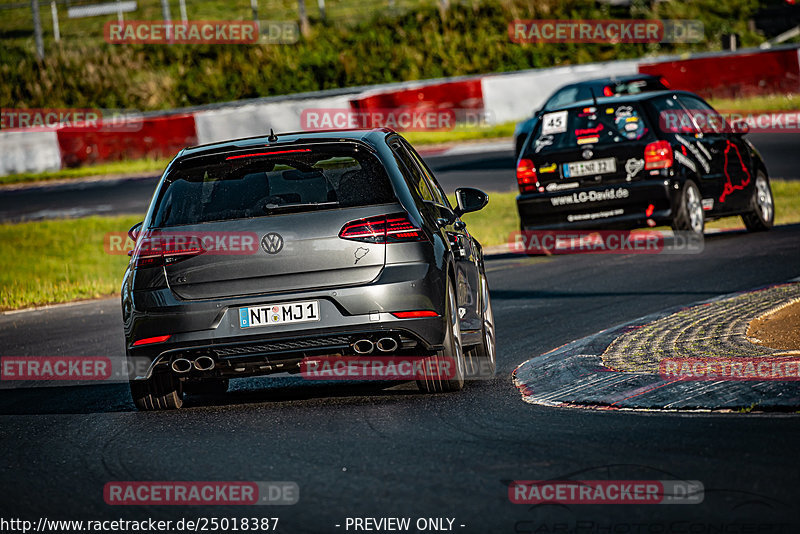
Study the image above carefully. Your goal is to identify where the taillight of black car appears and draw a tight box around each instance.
[339,213,427,243]
[644,140,673,170]
[516,158,538,194]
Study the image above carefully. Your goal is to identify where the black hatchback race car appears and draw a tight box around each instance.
[513,74,670,159]
[515,90,774,234]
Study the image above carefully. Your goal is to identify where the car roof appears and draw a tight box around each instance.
[558,73,661,91]
[179,128,395,159]
[545,89,701,112]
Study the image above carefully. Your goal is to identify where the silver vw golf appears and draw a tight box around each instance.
[122,129,495,410]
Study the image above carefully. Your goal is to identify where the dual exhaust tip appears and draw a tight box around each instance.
[171,355,215,374]
[171,338,399,371]
[353,337,399,354]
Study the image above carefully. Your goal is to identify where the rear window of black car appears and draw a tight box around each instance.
[531,103,654,153]
[151,145,395,227]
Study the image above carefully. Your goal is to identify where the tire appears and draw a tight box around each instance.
[184,378,229,395]
[742,171,774,232]
[129,370,183,410]
[466,272,496,380]
[417,278,466,393]
[671,180,704,235]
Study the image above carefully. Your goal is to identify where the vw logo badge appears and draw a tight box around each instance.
[261,232,284,254]
[582,149,593,160]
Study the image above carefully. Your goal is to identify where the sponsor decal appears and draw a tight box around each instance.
[545,182,579,192]
[574,124,604,136]
[567,209,624,222]
[550,188,629,206]
[541,111,568,135]
[534,135,554,153]
[615,105,634,117]
[538,163,557,174]
[577,136,599,145]
[509,480,704,504]
[695,140,712,160]
[674,151,697,173]
[354,247,369,264]
[624,158,644,181]
[674,135,710,173]
[702,198,714,211]
[660,357,800,381]
[719,140,752,203]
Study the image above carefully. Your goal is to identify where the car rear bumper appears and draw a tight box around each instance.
[517,179,677,230]
[125,262,447,380]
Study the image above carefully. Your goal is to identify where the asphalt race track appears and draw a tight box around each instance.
[2,134,800,530]
[1,132,797,223]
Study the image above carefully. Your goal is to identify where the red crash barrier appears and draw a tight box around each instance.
[56,114,197,167]
[639,48,800,99]
[349,79,484,113]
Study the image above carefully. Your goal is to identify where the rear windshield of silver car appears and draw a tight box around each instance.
[151,144,396,227]
[532,103,655,152]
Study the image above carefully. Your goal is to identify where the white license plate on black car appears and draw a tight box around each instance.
[239,300,319,328]
[563,158,616,178]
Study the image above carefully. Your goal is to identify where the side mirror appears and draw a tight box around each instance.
[454,188,489,216]
[128,222,143,242]
[730,119,750,135]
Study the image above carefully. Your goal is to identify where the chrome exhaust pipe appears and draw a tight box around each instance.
[171,358,192,374]
[353,339,374,354]
[193,355,215,371]
[376,337,399,353]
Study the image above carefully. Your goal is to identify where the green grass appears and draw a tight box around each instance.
[403,122,516,146]
[0,215,141,310]
[0,158,170,186]
[1,180,798,311]
[709,94,800,113]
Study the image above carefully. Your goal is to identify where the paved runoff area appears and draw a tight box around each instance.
[513,282,800,411]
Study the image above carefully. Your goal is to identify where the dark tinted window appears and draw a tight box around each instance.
[608,77,667,95]
[403,140,451,208]
[677,95,727,134]
[391,142,435,203]
[543,86,582,111]
[532,103,654,152]
[151,145,395,227]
